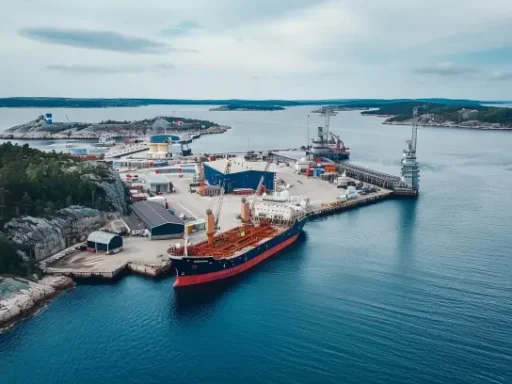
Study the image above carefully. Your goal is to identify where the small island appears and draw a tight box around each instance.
[0,115,230,140]
[312,106,370,113]
[209,104,285,111]
[362,102,512,130]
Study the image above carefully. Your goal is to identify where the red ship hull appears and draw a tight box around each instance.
[173,232,300,287]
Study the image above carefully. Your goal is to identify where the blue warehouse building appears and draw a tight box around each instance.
[203,158,275,193]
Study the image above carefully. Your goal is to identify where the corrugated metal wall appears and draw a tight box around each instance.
[151,223,184,239]
[86,236,123,252]
[203,165,275,193]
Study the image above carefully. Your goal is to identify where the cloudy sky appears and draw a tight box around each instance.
[2,0,512,99]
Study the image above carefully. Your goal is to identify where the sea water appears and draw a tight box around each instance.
[1,106,511,384]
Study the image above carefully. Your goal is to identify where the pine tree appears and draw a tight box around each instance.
[21,192,33,215]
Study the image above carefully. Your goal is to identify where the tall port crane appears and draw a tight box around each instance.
[206,160,231,245]
[213,160,231,227]
[249,158,273,213]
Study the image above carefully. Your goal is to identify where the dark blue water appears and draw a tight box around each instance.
[1,107,512,384]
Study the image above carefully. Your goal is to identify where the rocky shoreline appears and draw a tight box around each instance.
[367,113,512,131]
[382,118,512,130]
[0,275,75,331]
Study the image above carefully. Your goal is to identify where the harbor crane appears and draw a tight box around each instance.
[249,158,273,213]
[330,132,348,151]
[206,160,231,245]
[400,107,420,191]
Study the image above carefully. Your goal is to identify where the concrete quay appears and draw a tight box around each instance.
[41,236,177,280]
[104,143,148,158]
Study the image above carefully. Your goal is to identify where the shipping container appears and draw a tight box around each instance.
[233,188,254,195]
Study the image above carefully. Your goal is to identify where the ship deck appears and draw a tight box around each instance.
[170,223,286,259]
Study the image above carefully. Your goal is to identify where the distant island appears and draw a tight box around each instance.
[312,106,370,113]
[209,104,285,111]
[362,102,512,130]
[0,115,230,140]
[0,97,489,109]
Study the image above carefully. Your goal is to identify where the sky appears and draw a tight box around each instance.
[1,0,512,100]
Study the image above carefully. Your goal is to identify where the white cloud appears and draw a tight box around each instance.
[414,62,479,76]
[1,0,512,98]
[491,71,512,81]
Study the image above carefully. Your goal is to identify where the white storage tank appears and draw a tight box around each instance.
[170,144,182,154]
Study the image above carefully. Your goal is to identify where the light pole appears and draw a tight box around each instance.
[307,114,310,149]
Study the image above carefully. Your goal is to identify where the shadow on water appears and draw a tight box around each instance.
[396,198,419,270]
[169,232,308,318]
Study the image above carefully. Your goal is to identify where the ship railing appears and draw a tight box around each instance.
[253,215,302,227]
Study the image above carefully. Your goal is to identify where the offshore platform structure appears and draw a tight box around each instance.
[401,107,420,192]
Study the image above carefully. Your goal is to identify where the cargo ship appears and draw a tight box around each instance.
[168,185,308,287]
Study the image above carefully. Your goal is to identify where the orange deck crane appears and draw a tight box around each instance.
[197,158,206,196]
[249,158,273,214]
[206,160,231,246]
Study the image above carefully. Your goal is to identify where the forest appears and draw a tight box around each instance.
[0,142,120,275]
[0,97,484,108]
[362,102,512,125]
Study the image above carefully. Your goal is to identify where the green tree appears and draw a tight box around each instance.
[21,192,33,215]
[44,201,56,214]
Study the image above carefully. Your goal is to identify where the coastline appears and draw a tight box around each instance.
[368,114,512,131]
[382,119,512,130]
[0,124,231,141]
[0,276,75,332]
[209,106,284,111]
[0,114,231,141]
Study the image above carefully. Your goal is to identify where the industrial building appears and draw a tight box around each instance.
[132,201,184,239]
[121,215,146,236]
[86,231,123,254]
[145,173,174,193]
[203,158,275,193]
[147,142,191,159]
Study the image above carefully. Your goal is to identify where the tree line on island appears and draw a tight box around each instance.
[362,102,512,125]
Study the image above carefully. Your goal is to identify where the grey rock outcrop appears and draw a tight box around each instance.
[5,207,110,261]
[98,169,128,214]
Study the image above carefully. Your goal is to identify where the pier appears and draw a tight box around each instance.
[44,261,172,279]
[307,190,394,218]
[334,162,416,194]
[104,143,148,158]
[40,236,175,280]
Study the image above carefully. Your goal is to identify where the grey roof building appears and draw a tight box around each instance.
[131,201,184,239]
